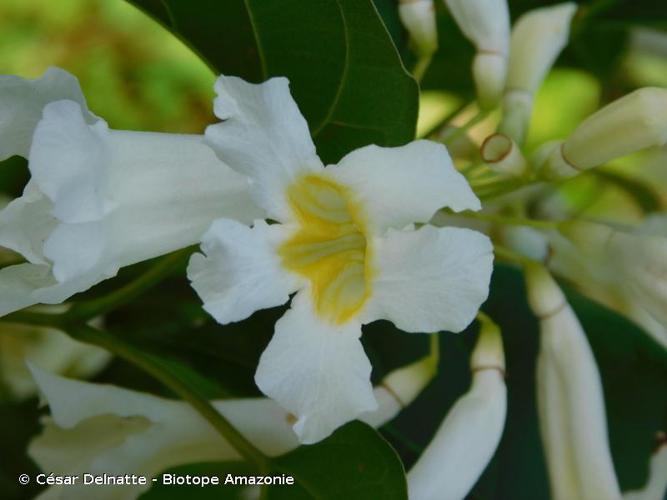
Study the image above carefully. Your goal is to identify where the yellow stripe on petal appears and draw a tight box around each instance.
[279,174,372,324]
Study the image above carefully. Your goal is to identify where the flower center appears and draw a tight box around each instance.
[279,173,371,324]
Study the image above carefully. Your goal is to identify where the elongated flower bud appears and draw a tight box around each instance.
[399,0,438,58]
[525,264,621,500]
[444,0,510,109]
[481,133,528,176]
[361,345,438,428]
[500,3,577,143]
[541,88,667,178]
[407,316,506,500]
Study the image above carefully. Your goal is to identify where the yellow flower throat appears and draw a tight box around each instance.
[279,174,372,325]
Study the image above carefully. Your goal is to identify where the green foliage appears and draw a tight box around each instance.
[268,422,408,499]
[128,0,419,163]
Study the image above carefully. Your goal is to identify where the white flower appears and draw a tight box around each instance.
[407,315,506,500]
[28,354,434,500]
[541,87,667,178]
[443,0,510,109]
[500,3,577,143]
[0,307,110,399]
[189,74,493,443]
[399,0,438,58]
[0,68,261,317]
[526,264,621,500]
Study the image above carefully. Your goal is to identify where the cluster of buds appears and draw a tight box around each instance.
[525,264,622,500]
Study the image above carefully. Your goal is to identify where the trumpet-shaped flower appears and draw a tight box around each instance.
[0,68,261,317]
[189,75,493,443]
[28,354,434,500]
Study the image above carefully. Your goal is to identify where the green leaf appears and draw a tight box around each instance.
[268,421,408,499]
[127,0,419,163]
[141,424,407,499]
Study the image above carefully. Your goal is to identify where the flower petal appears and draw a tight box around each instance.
[0,263,54,316]
[255,292,377,444]
[188,218,299,324]
[29,100,111,223]
[0,181,56,264]
[363,225,493,332]
[205,75,323,221]
[329,140,480,233]
[0,67,95,161]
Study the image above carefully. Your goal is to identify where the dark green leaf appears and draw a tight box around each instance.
[127,0,419,163]
[268,421,408,499]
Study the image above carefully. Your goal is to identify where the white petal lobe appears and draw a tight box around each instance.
[0,67,95,161]
[365,226,493,333]
[188,219,298,324]
[331,141,480,233]
[255,292,377,444]
[205,75,323,221]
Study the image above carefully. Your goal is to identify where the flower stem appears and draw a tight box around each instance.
[442,109,489,146]
[413,54,433,84]
[65,323,270,470]
[458,211,560,230]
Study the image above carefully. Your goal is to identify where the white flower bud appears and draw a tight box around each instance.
[500,3,577,143]
[507,2,577,93]
[407,316,506,500]
[525,265,622,500]
[399,0,438,58]
[542,88,667,178]
[444,0,510,109]
[480,133,528,176]
[360,345,438,428]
